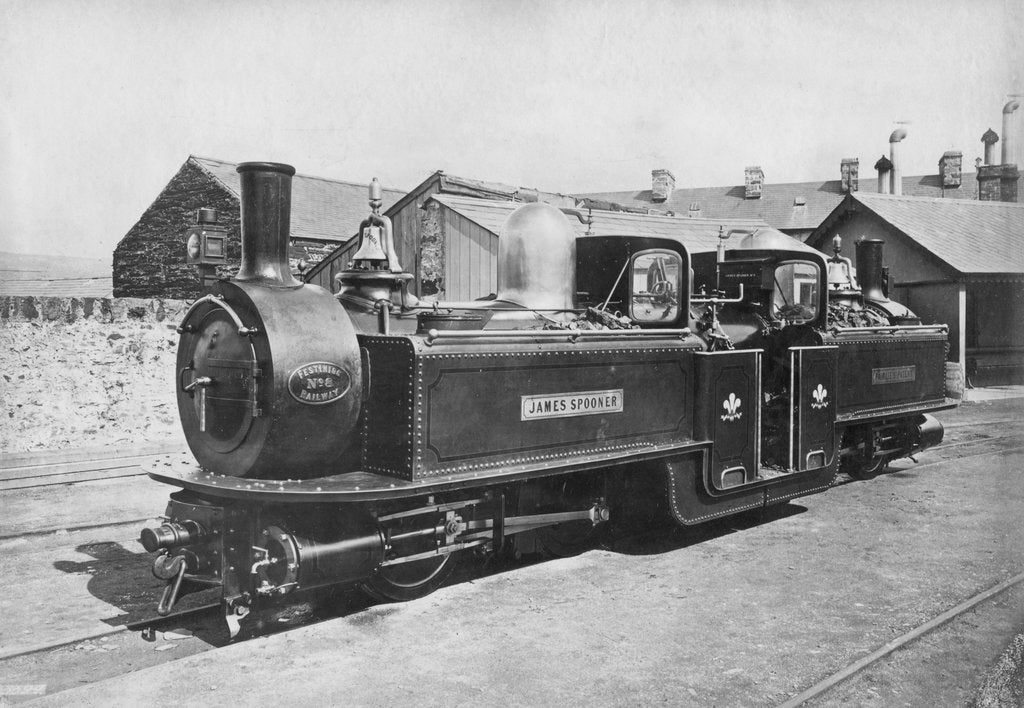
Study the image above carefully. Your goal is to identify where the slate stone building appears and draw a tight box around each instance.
[113,156,403,298]
[807,194,1024,385]
[579,101,1022,242]
[579,158,997,244]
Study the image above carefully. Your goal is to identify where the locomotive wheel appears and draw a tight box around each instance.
[361,554,458,603]
[518,473,607,558]
[843,454,891,481]
[360,508,459,603]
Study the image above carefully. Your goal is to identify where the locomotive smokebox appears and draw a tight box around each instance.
[236,162,301,287]
[855,238,887,301]
[175,162,363,479]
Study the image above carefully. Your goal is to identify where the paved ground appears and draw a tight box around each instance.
[2,394,1023,706]
[962,384,1024,402]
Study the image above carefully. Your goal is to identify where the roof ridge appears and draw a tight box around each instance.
[577,171,983,195]
[431,192,771,226]
[188,155,238,196]
[188,155,404,194]
[857,192,1024,208]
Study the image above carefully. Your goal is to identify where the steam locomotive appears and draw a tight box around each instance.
[141,162,954,634]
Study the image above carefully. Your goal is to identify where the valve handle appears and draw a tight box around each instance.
[183,376,213,393]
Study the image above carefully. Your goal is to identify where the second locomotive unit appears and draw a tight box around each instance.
[141,162,954,632]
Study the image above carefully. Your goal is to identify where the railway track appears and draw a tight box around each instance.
[0,443,186,492]
[0,408,1020,704]
[777,570,1024,707]
[0,602,221,664]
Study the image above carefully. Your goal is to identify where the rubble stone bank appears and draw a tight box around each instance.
[0,297,188,452]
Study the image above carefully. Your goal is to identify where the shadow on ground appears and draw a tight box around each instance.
[51,501,810,646]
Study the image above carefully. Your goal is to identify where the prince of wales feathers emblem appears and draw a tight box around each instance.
[721,393,742,422]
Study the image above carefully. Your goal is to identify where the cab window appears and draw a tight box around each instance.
[772,261,819,322]
[630,250,682,323]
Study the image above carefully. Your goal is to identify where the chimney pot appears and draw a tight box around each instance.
[744,166,764,199]
[651,169,675,202]
[874,155,893,194]
[841,158,859,192]
[982,128,999,166]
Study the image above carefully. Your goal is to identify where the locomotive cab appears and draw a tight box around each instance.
[575,236,690,328]
[689,230,829,350]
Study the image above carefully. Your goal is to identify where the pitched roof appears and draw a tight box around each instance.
[190,156,406,243]
[429,193,810,253]
[810,192,1024,275]
[579,172,985,234]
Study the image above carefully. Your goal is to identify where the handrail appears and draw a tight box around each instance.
[424,327,692,345]
[831,324,947,334]
[176,294,258,337]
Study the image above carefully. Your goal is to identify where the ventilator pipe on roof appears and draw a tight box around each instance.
[1003,99,1020,165]
[875,156,893,194]
[889,128,908,196]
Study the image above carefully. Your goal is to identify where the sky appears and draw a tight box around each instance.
[1,0,1022,262]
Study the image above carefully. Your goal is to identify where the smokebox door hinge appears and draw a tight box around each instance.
[250,362,262,416]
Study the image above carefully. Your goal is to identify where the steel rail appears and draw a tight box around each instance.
[0,516,157,542]
[776,570,1024,708]
[832,442,1024,489]
[0,467,149,491]
[0,602,220,663]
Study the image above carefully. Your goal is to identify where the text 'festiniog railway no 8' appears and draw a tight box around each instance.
[141,162,954,634]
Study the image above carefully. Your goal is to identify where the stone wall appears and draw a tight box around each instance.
[113,159,241,299]
[419,200,445,297]
[1,296,187,452]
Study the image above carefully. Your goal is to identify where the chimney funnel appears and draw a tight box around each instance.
[856,238,887,301]
[1003,100,1020,165]
[235,162,301,287]
[889,128,907,196]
